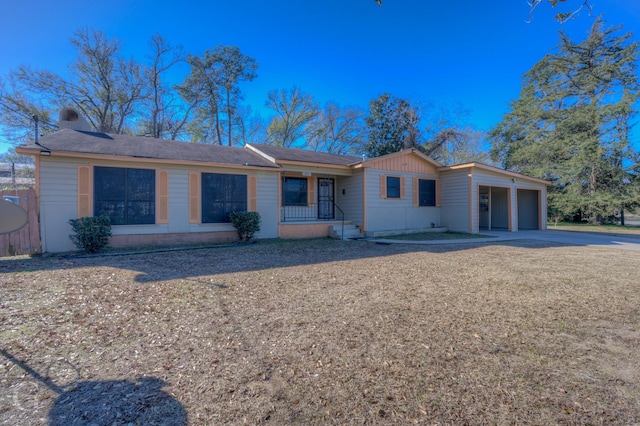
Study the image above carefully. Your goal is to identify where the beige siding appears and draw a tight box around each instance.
[439,169,470,232]
[39,158,87,253]
[169,169,191,233]
[365,169,440,232]
[254,171,279,238]
[336,171,364,227]
[38,157,280,253]
[471,169,547,232]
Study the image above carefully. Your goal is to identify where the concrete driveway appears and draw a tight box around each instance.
[482,229,640,251]
[368,229,640,252]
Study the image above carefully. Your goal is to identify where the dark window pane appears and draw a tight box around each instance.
[282,177,308,206]
[419,179,436,206]
[386,176,400,199]
[201,173,247,223]
[94,166,155,225]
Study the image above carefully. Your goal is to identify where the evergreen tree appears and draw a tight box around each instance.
[181,46,258,146]
[490,18,640,224]
[364,93,420,158]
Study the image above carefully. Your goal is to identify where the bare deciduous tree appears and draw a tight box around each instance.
[265,87,319,147]
[306,103,365,154]
[140,34,194,140]
[4,28,146,135]
[527,0,593,23]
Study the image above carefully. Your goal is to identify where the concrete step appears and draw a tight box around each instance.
[329,224,364,240]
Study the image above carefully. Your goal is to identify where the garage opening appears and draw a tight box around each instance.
[479,186,509,230]
[517,189,540,230]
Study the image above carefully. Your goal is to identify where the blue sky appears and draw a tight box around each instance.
[1,0,640,154]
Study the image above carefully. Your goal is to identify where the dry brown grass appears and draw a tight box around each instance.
[550,222,640,237]
[1,238,639,425]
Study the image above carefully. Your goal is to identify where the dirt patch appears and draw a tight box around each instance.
[1,238,639,424]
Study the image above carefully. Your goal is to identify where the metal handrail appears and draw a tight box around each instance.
[280,198,346,239]
[331,197,345,240]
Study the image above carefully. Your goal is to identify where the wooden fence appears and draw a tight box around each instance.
[1,188,41,257]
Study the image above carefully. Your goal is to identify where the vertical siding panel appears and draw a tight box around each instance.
[77,166,91,218]
[157,169,169,224]
[189,172,200,224]
[248,175,257,212]
[436,179,441,207]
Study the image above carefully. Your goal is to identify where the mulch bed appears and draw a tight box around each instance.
[1,238,639,424]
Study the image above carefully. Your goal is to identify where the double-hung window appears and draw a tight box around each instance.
[201,173,247,223]
[282,177,308,206]
[94,166,156,225]
[418,179,436,207]
[386,176,401,199]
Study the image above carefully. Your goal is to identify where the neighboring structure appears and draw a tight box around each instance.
[16,111,549,253]
[0,162,35,189]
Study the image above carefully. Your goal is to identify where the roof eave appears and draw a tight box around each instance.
[15,148,280,170]
[440,162,551,185]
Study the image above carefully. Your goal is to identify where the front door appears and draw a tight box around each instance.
[317,178,335,219]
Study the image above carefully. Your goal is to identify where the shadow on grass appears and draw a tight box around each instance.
[0,348,187,426]
[2,231,634,282]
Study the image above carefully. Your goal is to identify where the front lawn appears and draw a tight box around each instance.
[1,239,639,425]
[382,231,494,241]
[550,221,640,237]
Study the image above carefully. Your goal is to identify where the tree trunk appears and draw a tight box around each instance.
[226,87,232,146]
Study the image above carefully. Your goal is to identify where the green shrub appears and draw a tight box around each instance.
[229,211,261,242]
[68,216,112,253]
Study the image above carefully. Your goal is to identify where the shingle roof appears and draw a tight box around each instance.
[248,144,362,166]
[18,129,279,168]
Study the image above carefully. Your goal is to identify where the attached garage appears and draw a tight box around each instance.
[440,163,549,233]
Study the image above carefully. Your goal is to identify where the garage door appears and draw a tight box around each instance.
[517,189,539,230]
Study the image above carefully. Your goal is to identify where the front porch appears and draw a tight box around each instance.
[278,220,351,239]
[280,202,343,222]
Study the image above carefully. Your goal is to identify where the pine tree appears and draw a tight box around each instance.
[490,18,640,224]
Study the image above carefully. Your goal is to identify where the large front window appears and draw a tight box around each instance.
[282,177,308,206]
[201,173,247,223]
[94,166,156,225]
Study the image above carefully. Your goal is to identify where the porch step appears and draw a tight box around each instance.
[329,224,364,240]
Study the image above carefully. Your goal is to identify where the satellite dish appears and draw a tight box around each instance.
[0,198,28,234]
